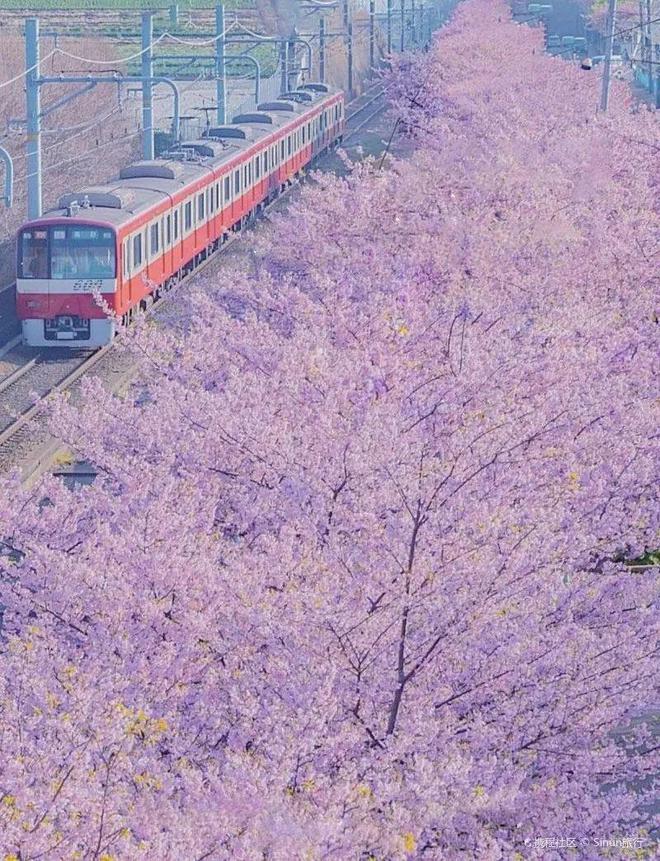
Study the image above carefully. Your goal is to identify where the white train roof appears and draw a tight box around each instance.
[29,84,342,231]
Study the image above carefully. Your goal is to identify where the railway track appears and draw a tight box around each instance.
[0,80,391,474]
[344,83,391,138]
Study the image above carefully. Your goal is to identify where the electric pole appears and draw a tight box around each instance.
[369,0,375,71]
[387,0,393,55]
[600,0,618,111]
[343,0,353,97]
[25,17,42,219]
[645,0,653,92]
[215,4,226,124]
[319,15,326,83]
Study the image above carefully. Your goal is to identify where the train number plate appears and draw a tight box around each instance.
[72,279,103,292]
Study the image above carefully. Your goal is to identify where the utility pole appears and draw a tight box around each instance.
[287,36,296,90]
[319,16,326,82]
[645,0,652,92]
[387,0,393,54]
[369,0,375,70]
[347,19,353,96]
[141,12,154,159]
[343,0,353,97]
[400,0,405,51]
[600,0,617,111]
[280,40,287,93]
[25,17,42,219]
[215,4,226,124]
[411,0,416,47]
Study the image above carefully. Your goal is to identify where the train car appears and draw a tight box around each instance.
[16,84,344,347]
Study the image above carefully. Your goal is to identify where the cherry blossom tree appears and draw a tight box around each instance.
[0,1,658,858]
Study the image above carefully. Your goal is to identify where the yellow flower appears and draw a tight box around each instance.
[396,323,410,337]
[120,827,131,839]
[134,772,162,791]
[99,855,115,861]
[4,854,20,861]
[473,784,486,798]
[567,470,580,490]
[2,795,16,808]
[46,692,60,710]
[301,778,316,792]
[403,832,417,853]
[152,717,168,735]
[356,783,372,798]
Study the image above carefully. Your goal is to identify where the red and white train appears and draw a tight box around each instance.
[16,84,344,347]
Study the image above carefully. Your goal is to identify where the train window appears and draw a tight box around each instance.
[215,183,220,209]
[150,223,159,257]
[244,165,249,188]
[255,156,260,180]
[173,209,179,240]
[234,169,240,196]
[281,140,285,160]
[302,125,306,144]
[197,193,205,222]
[184,201,193,232]
[165,214,171,246]
[18,228,48,279]
[133,233,142,270]
[263,151,268,172]
[224,175,230,201]
[48,226,116,279]
[207,187,214,215]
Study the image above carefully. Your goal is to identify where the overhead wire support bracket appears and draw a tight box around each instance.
[0,146,13,208]
[37,74,181,144]
[38,80,97,119]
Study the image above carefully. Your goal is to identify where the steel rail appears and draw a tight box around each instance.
[0,356,40,396]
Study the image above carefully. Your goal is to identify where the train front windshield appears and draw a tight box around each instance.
[19,226,116,280]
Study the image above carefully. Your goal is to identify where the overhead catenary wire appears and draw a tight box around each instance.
[15,127,142,184]
[0,50,58,90]
[545,14,660,60]
[0,21,240,90]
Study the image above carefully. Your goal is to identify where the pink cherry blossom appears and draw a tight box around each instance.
[0,1,657,858]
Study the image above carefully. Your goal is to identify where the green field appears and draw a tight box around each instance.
[0,1,249,9]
